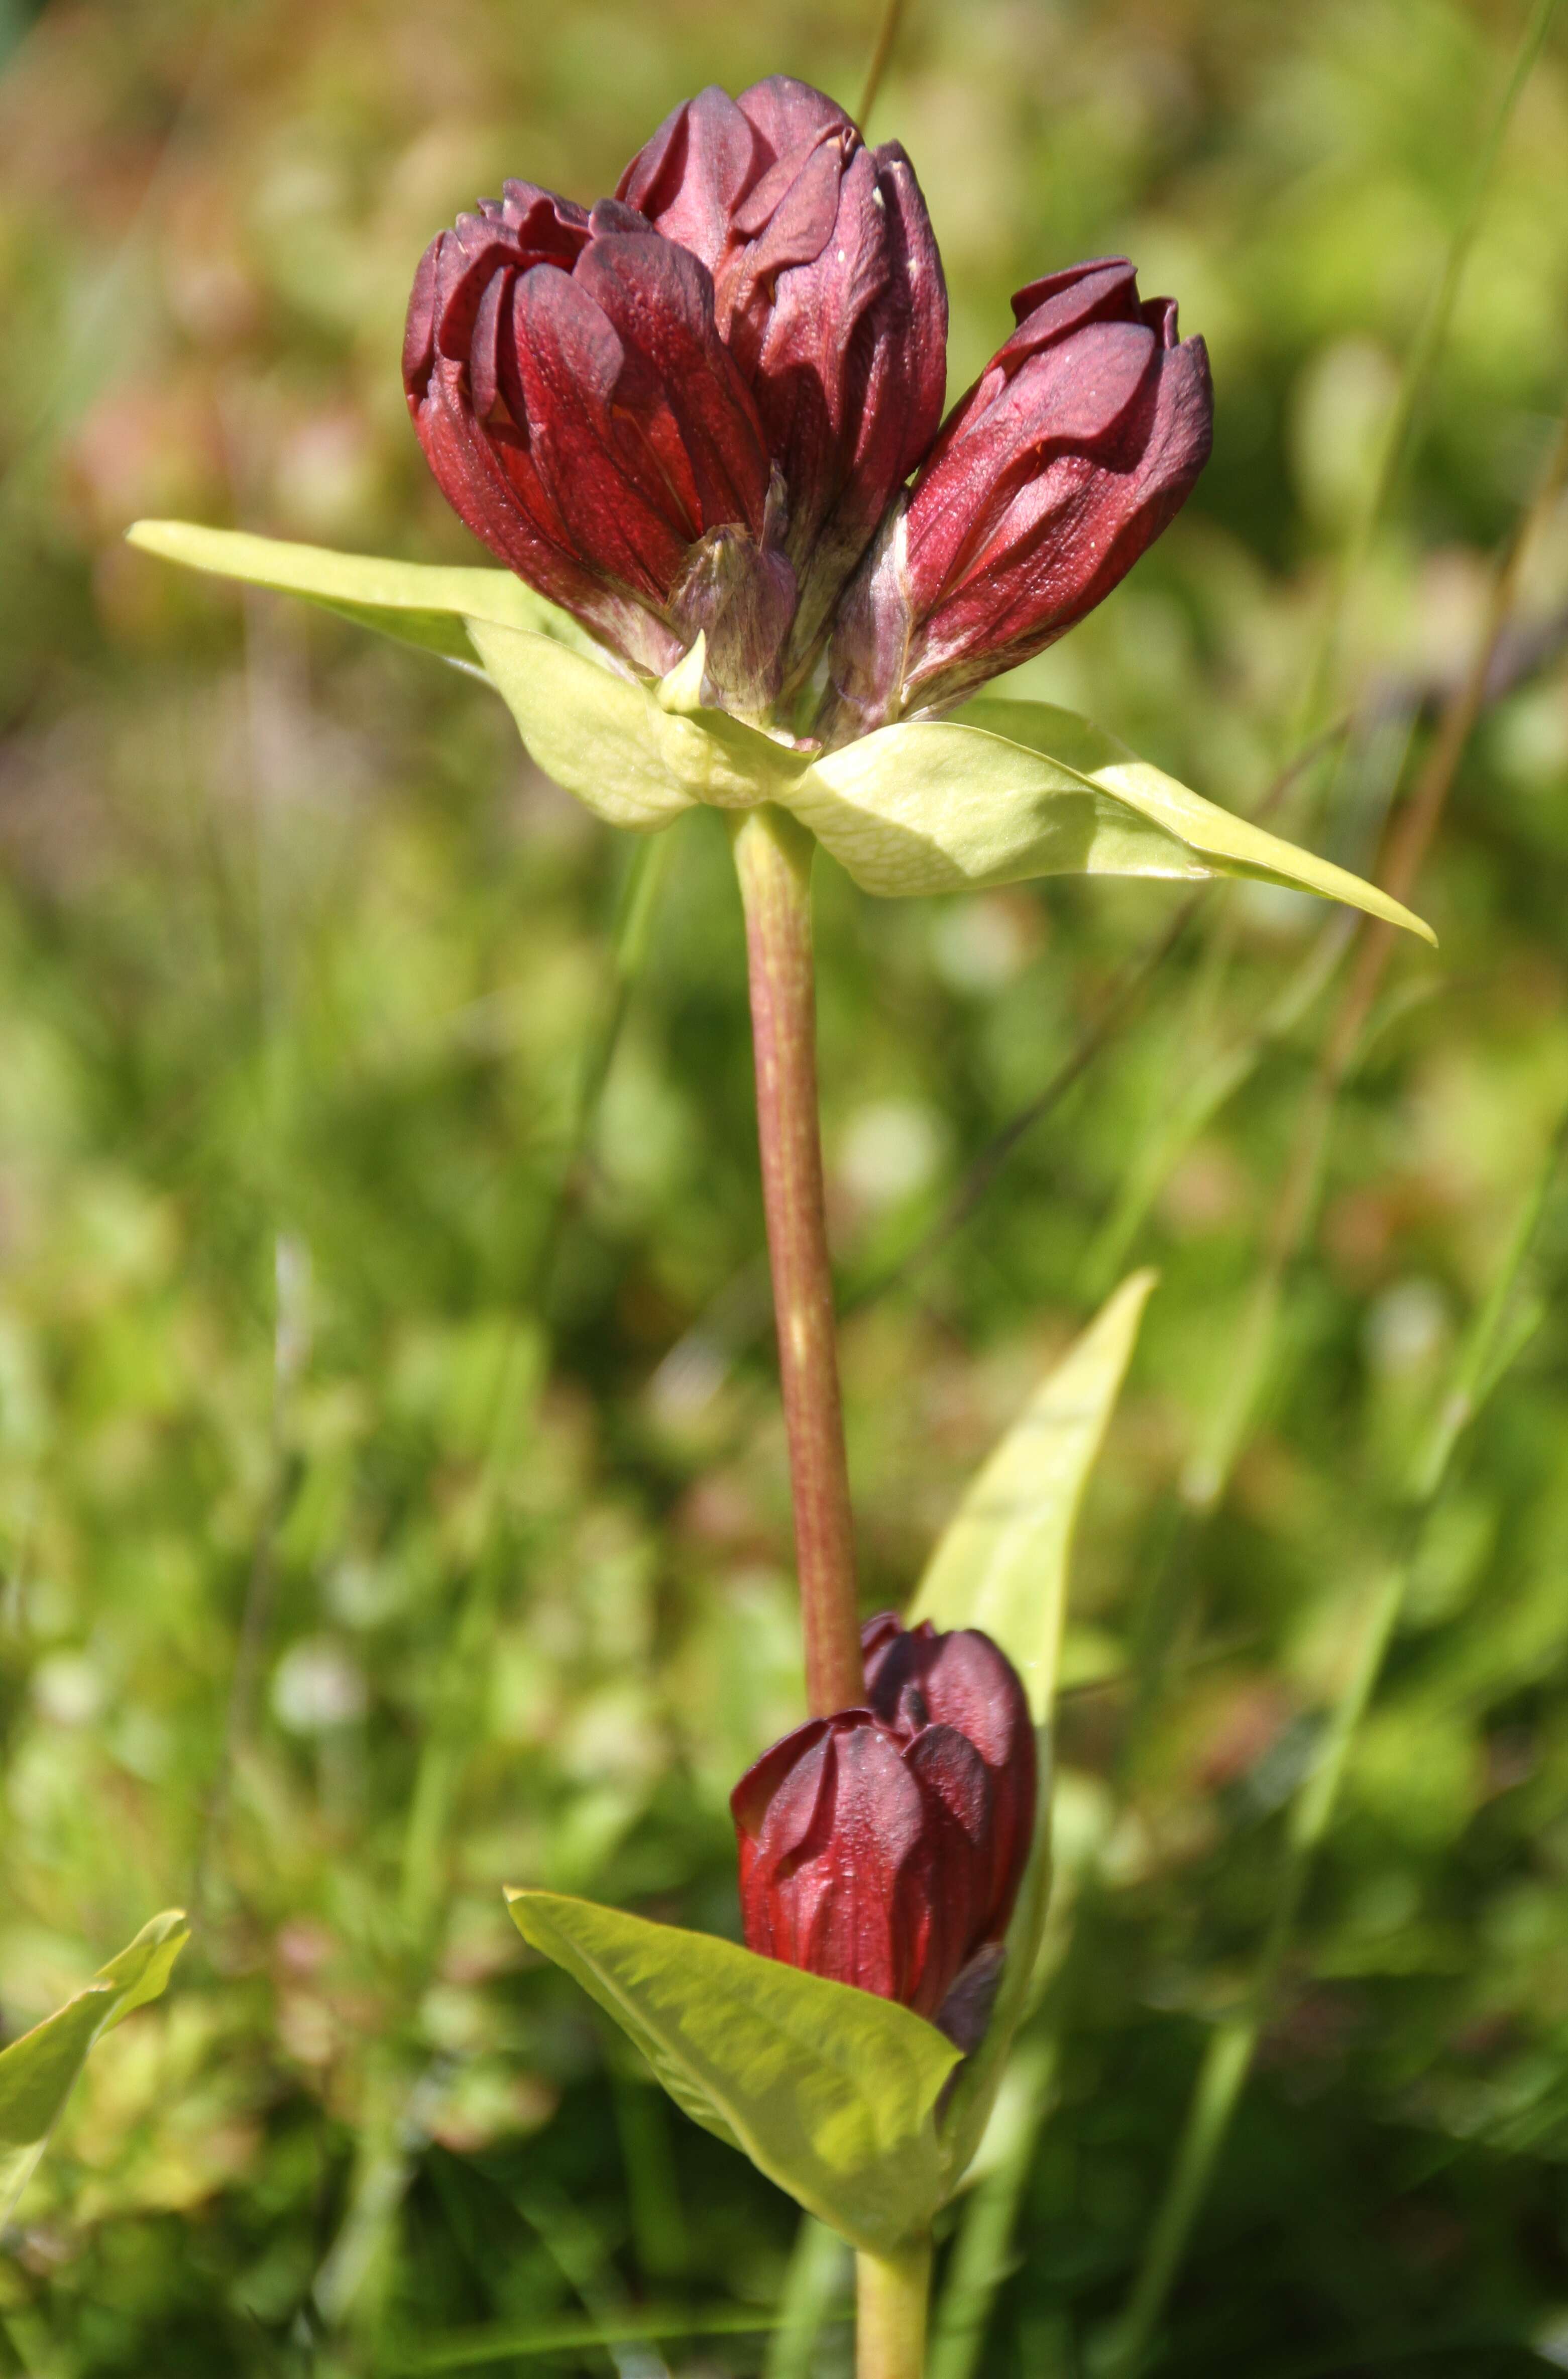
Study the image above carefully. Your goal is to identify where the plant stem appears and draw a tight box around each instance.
[731,805,863,1717]
[856,2239,933,2379]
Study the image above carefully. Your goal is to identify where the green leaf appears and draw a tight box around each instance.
[910,1276,1156,2187]
[468,621,813,830]
[465,621,696,830]
[126,520,596,666]
[506,1889,959,2255]
[125,526,1433,946]
[912,1271,1158,1720]
[0,1908,189,2223]
[794,700,1435,942]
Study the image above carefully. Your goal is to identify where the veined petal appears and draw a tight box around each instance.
[616,84,761,272]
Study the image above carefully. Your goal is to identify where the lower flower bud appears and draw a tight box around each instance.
[730,1615,1036,2027]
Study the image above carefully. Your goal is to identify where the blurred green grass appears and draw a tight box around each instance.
[1,0,1567,2371]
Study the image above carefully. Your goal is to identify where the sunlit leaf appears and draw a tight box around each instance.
[126,520,595,664]
[506,1888,959,2254]
[465,620,696,829]
[469,621,812,828]
[912,1270,1158,1720]
[908,1276,1157,2187]
[0,1909,190,2224]
[795,701,1434,940]
[126,526,1433,946]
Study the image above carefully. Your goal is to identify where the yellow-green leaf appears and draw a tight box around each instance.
[126,520,594,665]
[469,621,813,828]
[466,620,696,829]
[794,700,1434,941]
[911,1271,1158,1720]
[125,527,1433,944]
[912,1277,1156,2186]
[507,1889,959,2255]
[0,1909,189,2224]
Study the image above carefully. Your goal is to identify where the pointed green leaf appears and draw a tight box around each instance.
[126,520,596,665]
[792,700,1434,942]
[506,1889,959,2254]
[915,1277,1156,2187]
[912,1271,1157,1720]
[0,1909,189,2223]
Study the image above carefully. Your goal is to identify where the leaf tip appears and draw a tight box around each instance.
[503,1885,543,1947]
[1380,898,1438,949]
[1347,881,1437,949]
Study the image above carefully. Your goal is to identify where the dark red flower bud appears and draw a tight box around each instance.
[619,77,948,678]
[731,1616,1036,2028]
[860,1613,1037,1948]
[824,258,1213,739]
[404,188,794,707]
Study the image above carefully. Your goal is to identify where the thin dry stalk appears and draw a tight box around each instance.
[856,0,910,131]
[1190,402,1568,1509]
[1294,0,1562,743]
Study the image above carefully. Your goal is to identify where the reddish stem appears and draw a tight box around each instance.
[731,805,864,1718]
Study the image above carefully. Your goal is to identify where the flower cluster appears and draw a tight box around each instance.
[404,77,1212,734]
[730,1614,1036,2034]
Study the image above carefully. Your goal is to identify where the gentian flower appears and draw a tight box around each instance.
[824,257,1213,740]
[403,189,794,712]
[150,79,1415,930]
[731,1615,1036,2030]
[619,76,948,678]
[404,76,948,719]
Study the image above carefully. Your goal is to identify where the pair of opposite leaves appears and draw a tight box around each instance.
[123,519,1433,2253]
[128,520,1433,939]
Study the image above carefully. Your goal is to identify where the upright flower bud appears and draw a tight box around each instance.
[620,76,948,678]
[731,1616,1036,2030]
[825,258,1213,739]
[404,189,795,709]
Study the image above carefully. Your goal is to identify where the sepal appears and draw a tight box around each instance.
[467,622,815,824]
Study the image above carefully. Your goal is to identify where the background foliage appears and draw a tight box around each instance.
[2,0,1567,2371]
